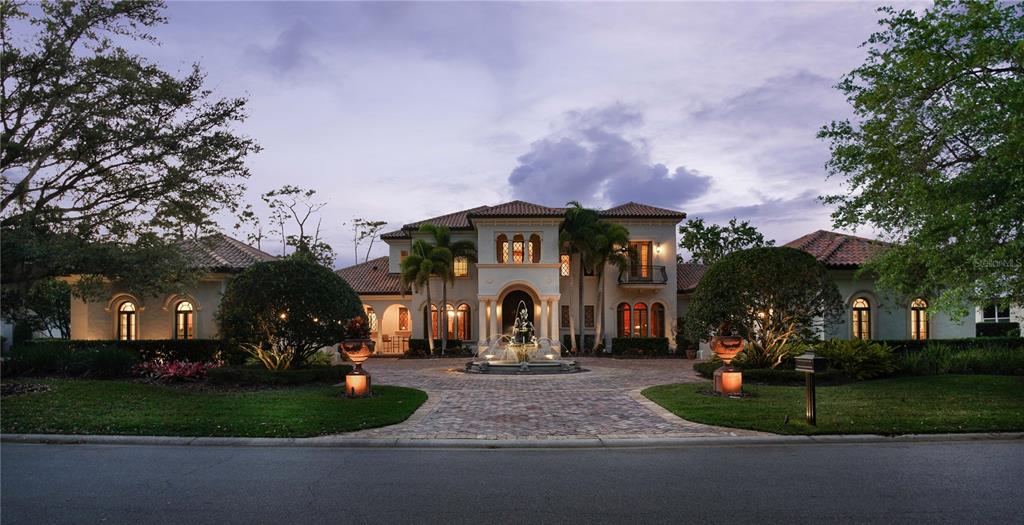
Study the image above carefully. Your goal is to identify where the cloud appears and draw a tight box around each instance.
[691,190,840,244]
[244,20,321,75]
[508,104,712,209]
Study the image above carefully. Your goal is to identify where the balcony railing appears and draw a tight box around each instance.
[618,265,668,285]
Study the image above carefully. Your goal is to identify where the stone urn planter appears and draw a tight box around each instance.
[710,323,744,395]
[340,316,375,397]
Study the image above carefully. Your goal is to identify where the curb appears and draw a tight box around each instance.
[3,432,1022,449]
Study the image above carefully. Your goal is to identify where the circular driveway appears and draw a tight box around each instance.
[346,358,762,439]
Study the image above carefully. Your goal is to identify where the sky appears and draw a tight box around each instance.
[117,1,916,266]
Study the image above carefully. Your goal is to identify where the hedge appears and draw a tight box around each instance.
[8,339,244,364]
[611,337,671,357]
[976,322,1020,338]
[206,364,353,386]
[4,343,139,378]
[878,337,1022,354]
[405,339,465,358]
[692,361,847,385]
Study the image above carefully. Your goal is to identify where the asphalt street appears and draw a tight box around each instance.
[2,440,1022,524]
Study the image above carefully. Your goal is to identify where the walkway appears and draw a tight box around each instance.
[345,357,763,439]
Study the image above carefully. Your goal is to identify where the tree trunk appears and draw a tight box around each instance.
[567,256,578,354]
[578,253,586,355]
[594,266,605,353]
[441,279,448,356]
[425,282,435,355]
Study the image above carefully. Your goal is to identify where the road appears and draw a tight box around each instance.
[3,440,1022,524]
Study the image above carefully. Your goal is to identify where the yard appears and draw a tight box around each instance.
[1,379,427,438]
[644,375,1024,435]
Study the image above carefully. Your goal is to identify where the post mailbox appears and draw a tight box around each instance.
[795,352,827,425]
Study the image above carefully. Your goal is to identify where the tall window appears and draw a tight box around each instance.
[983,303,1012,322]
[512,234,525,264]
[633,303,649,337]
[400,250,408,264]
[496,234,509,264]
[398,307,410,332]
[629,241,652,279]
[651,303,665,337]
[617,303,631,338]
[560,254,571,277]
[910,299,928,341]
[457,304,471,340]
[852,298,871,340]
[529,234,541,263]
[584,305,595,328]
[118,302,137,341]
[424,304,439,338]
[445,304,456,339]
[453,256,469,277]
[561,305,570,328]
[175,301,194,340]
[365,305,378,335]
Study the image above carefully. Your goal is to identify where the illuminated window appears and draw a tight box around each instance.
[852,298,871,340]
[175,301,194,340]
[365,305,378,335]
[560,254,571,277]
[584,305,594,328]
[910,299,928,341]
[118,302,137,341]
[424,304,439,339]
[400,250,408,263]
[512,234,525,264]
[561,305,570,328]
[453,256,469,277]
[629,241,652,279]
[633,303,649,337]
[651,303,665,337]
[496,234,509,264]
[445,304,456,339]
[398,307,410,331]
[982,303,1011,322]
[529,234,541,263]
[457,304,471,340]
[617,303,631,338]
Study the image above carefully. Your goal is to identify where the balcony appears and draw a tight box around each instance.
[617,265,668,287]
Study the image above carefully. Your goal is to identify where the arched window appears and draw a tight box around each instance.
[444,304,456,339]
[651,303,665,338]
[633,303,649,337]
[496,234,509,264]
[364,305,378,335]
[175,301,194,340]
[424,304,439,339]
[617,303,631,338]
[457,304,471,340]
[512,234,525,264]
[852,298,871,340]
[528,234,542,263]
[910,298,928,341]
[118,302,137,341]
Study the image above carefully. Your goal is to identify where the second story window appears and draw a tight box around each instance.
[496,234,509,264]
[560,254,571,277]
[529,234,541,263]
[512,234,525,263]
[453,256,469,277]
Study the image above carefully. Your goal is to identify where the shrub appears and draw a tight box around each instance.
[896,343,1024,376]
[406,339,464,357]
[218,257,364,370]
[815,339,897,380]
[206,364,353,386]
[7,339,242,364]
[134,359,222,383]
[6,343,139,378]
[976,322,1020,338]
[692,359,845,385]
[878,337,1023,354]
[610,337,671,357]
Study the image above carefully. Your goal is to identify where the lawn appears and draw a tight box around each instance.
[643,375,1024,435]
[1,379,427,438]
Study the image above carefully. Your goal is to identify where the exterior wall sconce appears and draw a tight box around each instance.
[654,242,662,254]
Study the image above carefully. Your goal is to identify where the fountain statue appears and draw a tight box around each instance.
[465,300,581,374]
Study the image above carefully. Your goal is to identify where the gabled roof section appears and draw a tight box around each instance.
[601,202,686,219]
[467,200,565,218]
[336,256,402,295]
[677,262,708,293]
[179,233,277,272]
[784,230,891,268]
[405,205,490,231]
[379,229,410,240]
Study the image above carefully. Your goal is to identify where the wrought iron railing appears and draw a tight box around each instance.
[618,265,668,285]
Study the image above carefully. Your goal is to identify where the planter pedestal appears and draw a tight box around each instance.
[339,340,375,398]
[710,334,744,395]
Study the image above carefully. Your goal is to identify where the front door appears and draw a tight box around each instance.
[501,291,534,336]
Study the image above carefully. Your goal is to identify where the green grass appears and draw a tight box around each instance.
[1,379,427,438]
[643,375,1024,435]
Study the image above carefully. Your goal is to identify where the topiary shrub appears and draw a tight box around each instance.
[815,339,897,380]
[685,247,843,369]
[218,257,365,370]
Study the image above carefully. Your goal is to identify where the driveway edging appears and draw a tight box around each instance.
[3,432,1021,449]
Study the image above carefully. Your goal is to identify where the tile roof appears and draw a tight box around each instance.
[179,233,277,272]
[601,202,687,219]
[379,229,410,240]
[467,200,566,218]
[677,262,708,293]
[405,205,490,230]
[336,256,403,295]
[784,230,891,268]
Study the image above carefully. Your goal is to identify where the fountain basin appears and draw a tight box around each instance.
[464,359,582,374]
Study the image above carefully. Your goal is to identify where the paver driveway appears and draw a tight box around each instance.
[345,357,761,439]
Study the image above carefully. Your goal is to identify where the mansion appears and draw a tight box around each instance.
[64,200,993,352]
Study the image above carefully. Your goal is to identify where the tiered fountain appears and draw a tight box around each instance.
[465,301,581,374]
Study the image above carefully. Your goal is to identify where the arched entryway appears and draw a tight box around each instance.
[501,290,534,335]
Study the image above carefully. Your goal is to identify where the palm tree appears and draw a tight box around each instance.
[587,221,630,353]
[399,238,443,355]
[560,201,600,354]
[419,224,477,355]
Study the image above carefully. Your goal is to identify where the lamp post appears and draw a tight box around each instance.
[795,352,827,425]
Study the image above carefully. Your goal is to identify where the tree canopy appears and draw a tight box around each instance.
[217,257,364,370]
[685,247,843,369]
[819,0,1023,313]
[677,218,774,265]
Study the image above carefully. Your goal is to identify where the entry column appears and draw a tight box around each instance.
[478,300,488,343]
[489,301,498,341]
[539,299,549,339]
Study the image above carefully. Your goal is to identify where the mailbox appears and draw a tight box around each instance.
[795,352,827,373]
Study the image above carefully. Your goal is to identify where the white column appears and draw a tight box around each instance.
[489,300,498,340]
[539,299,549,339]
[547,299,555,341]
[478,300,488,344]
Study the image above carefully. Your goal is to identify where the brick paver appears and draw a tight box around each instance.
[346,358,763,439]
